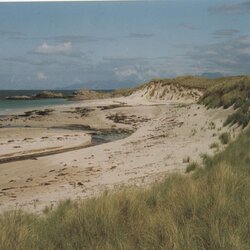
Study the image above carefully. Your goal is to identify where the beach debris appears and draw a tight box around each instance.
[106,113,150,126]
[40,182,51,186]
[2,187,15,191]
[23,138,33,141]
[57,173,67,177]
[26,177,33,182]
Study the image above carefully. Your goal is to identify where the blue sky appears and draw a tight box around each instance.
[0,0,250,89]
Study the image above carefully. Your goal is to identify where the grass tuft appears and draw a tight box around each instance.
[209,142,219,149]
[219,132,231,145]
[185,162,199,173]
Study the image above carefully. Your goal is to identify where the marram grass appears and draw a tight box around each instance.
[116,75,250,127]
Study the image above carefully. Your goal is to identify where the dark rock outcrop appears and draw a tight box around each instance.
[69,89,111,100]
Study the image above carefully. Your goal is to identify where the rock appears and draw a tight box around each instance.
[70,89,110,100]
[40,182,51,186]
[35,91,64,99]
[26,177,33,182]
[5,95,33,100]
[5,91,65,100]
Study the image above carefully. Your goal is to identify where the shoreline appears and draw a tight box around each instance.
[0,94,240,213]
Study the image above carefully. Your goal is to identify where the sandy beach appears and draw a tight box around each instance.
[0,91,239,213]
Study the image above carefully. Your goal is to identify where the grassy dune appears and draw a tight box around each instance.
[117,75,250,127]
[199,76,250,127]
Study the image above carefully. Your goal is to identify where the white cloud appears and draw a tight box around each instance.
[35,42,72,55]
[209,1,250,15]
[114,65,160,82]
[114,67,138,78]
[37,72,47,81]
[185,35,250,74]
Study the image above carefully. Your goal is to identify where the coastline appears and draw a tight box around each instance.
[0,93,240,213]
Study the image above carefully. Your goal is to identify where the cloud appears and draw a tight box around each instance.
[33,42,85,58]
[46,35,115,43]
[102,56,171,65]
[209,1,250,14]
[35,42,73,56]
[177,23,199,30]
[128,33,154,39]
[1,32,115,44]
[114,65,158,82]
[114,67,139,78]
[211,29,240,39]
[37,72,47,80]
[0,30,26,39]
[184,35,250,74]
[2,56,28,64]
[99,55,193,82]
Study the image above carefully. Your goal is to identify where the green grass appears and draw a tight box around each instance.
[209,142,219,149]
[0,127,249,250]
[199,76,250,127]
[185,162,199,173]
[219,132,231,145]
[199,76,250,108]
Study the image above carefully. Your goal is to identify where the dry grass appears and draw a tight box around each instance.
[0,127,249,250]
[199,76,250,127]
[219,132,231,145]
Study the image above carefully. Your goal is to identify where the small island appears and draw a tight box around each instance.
[5,91,66,100]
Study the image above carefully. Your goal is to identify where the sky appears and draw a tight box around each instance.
[0,0,250,89]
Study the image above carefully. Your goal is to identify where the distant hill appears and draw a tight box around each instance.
[62,79,139,90]
[201,72,224,79]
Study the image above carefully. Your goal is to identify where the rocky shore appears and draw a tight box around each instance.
[5,91,65,100]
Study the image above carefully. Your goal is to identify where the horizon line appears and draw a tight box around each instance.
[0,0,152,3]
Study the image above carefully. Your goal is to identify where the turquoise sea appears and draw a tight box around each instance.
[0,90,74,115]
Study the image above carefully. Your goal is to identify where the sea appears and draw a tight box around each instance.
[0,90,75,116]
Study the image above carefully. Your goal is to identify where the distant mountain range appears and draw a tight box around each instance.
[60,73,225,90]
[61,79,140,90]
[200,72,224,79]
